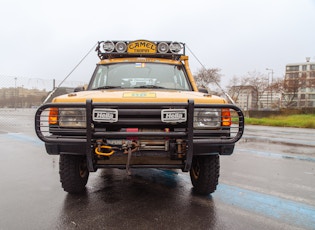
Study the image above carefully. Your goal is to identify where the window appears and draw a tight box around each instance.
[286,65,299,71]
[286,73,299,79]
[302,65,307,71]
[310,65,315,70]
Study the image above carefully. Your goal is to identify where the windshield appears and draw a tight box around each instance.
[89,62,191,90]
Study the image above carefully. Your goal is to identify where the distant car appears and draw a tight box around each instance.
[35,40,244,195]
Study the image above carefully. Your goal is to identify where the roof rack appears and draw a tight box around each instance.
[96,40,185,60]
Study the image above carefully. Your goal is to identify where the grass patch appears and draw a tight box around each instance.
[245,114,315,128]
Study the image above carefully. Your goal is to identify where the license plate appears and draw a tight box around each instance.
[161,109,187,123]
[93,109,118,122]
[106,139,123,145]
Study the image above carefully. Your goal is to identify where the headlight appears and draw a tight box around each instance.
[59,108,86,128]
[194,109,221,129]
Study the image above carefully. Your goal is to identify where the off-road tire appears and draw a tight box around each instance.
[59,155,89,193]
[190,155,220,195]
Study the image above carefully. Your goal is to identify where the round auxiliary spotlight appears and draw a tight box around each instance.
[157,42,169,54]
[169,42,182,54]
[115,41,127,53]
[103,41,115,53]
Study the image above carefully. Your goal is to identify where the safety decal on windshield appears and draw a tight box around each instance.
[135,63,146,68]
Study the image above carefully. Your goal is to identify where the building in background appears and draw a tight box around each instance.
[229,58,315,111]
[259,90,282,110]
[283,58,315,108]
[229,85,258,111]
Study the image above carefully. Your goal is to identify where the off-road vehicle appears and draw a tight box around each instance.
[35,40,244,195]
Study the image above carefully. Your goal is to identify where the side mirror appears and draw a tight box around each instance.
[198,88,208,93]
[74,86,85,92]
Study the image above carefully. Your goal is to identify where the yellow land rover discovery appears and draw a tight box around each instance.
[35,40,244,195]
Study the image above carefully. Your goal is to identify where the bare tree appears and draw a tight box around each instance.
[269,77,284,93]
[227,71,268,108]
[226,76,250,103]
[282,73,306,108]
[194,68,222,94]
[267,77,285,109]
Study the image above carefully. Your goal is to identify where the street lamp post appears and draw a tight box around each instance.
[266,68,274,109]
[14,77,17,109]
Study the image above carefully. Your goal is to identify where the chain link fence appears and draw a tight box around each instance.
[0,74,87,108]
[0,75,87,132]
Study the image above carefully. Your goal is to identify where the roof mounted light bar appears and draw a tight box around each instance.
[96,40,185,60]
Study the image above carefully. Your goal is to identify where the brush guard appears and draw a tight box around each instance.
[35,100,244,172]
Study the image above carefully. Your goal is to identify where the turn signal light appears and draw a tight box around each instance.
[49,108,58,125]
[221,109,231,126]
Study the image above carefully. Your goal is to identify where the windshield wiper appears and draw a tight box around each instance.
[93,86,122,90]
[133,85,166,89]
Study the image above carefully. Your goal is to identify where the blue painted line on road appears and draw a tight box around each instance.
[214,184,315,230]
[4,133,43,146]
[237,148,315,163]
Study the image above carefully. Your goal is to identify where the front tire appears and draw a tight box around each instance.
[59,155,89,193]
[190,155,220,195]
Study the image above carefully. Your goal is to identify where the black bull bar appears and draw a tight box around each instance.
[35,99,244,171]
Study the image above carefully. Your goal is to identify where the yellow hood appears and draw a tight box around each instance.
[53,89,227,104]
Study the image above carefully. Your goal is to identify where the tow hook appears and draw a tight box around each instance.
[95,140,115,157]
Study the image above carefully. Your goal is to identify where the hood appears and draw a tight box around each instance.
[52,89,227,104]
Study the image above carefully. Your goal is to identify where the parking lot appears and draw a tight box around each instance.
[0,109,315,230]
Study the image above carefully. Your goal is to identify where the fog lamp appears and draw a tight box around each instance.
[169,42,182,53]
[157,42,169,53]
[115,41,127,53]
[103,41,115,53]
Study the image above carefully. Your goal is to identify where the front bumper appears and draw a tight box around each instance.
[35,100,244,171]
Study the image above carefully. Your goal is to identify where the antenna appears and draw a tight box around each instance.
[185,45,235,104]
[43,42,97,104]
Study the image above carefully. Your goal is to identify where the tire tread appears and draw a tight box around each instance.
[59,155,89,193]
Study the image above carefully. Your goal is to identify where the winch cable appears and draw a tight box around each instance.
[186,45,235,105]
[126,146,132,176]
[43,42,98,104]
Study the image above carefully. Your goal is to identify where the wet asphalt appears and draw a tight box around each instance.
[0,109,314,230]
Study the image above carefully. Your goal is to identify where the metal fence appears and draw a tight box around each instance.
[0,108,36,133]
[0,75,87,108]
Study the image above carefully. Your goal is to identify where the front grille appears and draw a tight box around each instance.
[93,106,187,129]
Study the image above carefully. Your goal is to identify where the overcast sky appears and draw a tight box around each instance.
[1,0,315,89]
